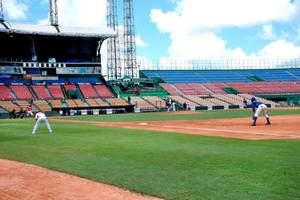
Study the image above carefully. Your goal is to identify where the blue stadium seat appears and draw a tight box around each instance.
[141,68,300,83]
[69,77,101,84]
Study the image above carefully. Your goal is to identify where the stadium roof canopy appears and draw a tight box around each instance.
[0,22,115,38]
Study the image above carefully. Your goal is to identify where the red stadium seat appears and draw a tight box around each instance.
[48,85,64,99]
[0,85,14,100]
[94,85,114,98]
[10,85,33,100]
[78,84,98,98]
[32,85,52,99]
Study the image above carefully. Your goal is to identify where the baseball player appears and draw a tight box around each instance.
[26,104,34,117]
[250,97,271,126]
[32,110,53,134]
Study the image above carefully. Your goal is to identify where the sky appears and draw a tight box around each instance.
[2,0,300,63]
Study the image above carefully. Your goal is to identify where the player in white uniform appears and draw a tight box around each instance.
[32,111,53,134]
[250,97,271,126]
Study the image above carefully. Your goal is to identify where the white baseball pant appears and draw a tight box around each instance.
[32,118,52,134]
[254,104,269,118]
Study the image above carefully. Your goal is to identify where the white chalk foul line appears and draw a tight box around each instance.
[139,124,300,138]
[0,123,18,126]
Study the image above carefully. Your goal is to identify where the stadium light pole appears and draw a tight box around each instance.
[107,0,121,80]
[123,0,137,78]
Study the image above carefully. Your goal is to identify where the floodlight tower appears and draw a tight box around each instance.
[49,0,59,26]
[0,0,4,22]
[123,0,137,78]
[107,0,121,80]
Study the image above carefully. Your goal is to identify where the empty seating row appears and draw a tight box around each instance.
[33,100,52,112]
[86,98,109,107]
[94,85,114,98]
[142,68,300,83]
[202,83,227,94]
[188,83,212,95]
[0,84,114,100]
[167,94,277,109]
[48,85,64,99]
[0,78,26,84]
[0,85,14,100]
[10,85,33,100]
[130,96,156,110]
[32,85,52,99]
[184,95,216,106]
[79,84,98,98]
[212,94,245,107]
[143,96,167,109]
[48,99,65,108]
[160,83,182,95]
[1,77,100,85]
[0,100,44,112]
[1,97,130,113]
[106,98,128,106]
[169,96,199,107]
[0,101,19,112]
[161,81,300,95]
[69,77,101,84]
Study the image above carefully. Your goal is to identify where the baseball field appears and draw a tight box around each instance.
[1,108,300,200]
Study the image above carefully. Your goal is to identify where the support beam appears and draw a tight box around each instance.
[49,0,58,26]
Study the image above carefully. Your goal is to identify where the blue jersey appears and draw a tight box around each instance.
[251,100,263,111]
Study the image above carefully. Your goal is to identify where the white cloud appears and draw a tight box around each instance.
[150,0,300,60]
[136,35,148,47]
[168,33,227,59]
[37,18,49,25]
[57,0,107,28]
[150,9,182,33]
[151,0,297,33]
[260,24,276,40]
[259,39,300,59]
[28,0,107,28]
[168,32,300,60]
[225,48,252,59]
[3,0,28,20]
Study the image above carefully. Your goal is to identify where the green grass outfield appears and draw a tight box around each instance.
[1,109,300,200]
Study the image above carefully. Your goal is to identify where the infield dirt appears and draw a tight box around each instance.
[0,159,162,200]
[89,114,300,140]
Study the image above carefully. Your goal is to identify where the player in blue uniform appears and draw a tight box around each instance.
[250,97,271,126]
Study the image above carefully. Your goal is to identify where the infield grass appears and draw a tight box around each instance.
[0,109,300,200]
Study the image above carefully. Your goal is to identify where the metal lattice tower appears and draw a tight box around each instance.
[49,0,58,26]
[107,0,121,80]
[123,0,137,78]
[0,0,4,22]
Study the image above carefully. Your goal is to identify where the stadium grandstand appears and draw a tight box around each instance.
[0,21,137,118]
[1,0,299,118]
[137,58,300,108]
[1,19,300,117]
